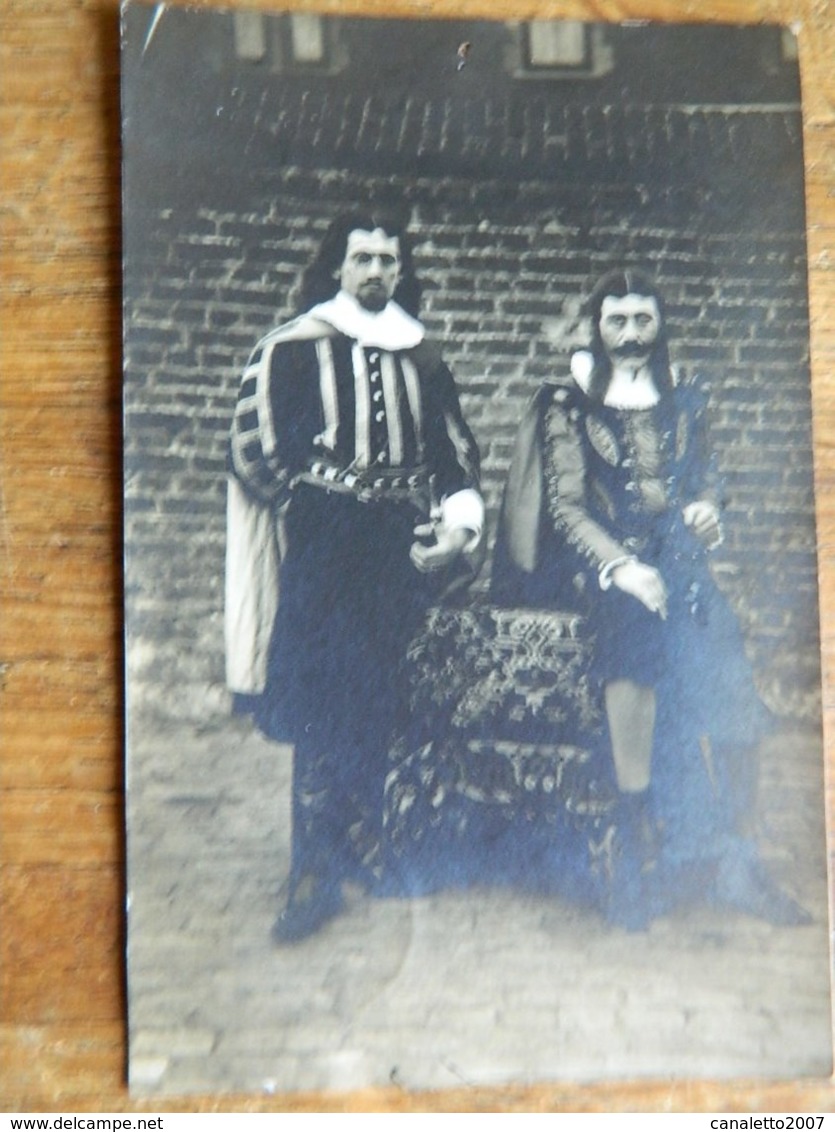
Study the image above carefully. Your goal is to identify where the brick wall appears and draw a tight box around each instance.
[123,156,819,722]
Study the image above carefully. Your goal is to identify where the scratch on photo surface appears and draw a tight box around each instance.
[143,4,166,56]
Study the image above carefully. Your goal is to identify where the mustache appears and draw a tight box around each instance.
[613,341,652,357]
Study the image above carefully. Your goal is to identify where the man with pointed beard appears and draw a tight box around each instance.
[226,210,483,942]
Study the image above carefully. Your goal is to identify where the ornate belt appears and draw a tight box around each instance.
[293,461,432,507]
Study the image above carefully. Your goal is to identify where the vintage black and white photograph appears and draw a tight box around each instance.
[121,2,832,1095]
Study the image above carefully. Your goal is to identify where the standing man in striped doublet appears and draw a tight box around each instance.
[226,211,483,942]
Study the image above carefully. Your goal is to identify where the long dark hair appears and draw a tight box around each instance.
[297,210,422,317]
[585,269,672,403]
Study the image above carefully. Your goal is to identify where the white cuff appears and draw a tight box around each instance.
[599,555,636,591]
[441,488,484,553]
[706,527,725,551]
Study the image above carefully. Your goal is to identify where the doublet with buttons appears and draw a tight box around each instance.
[230,333,478,509]
[539,370,721,582]
[531,369,735,692]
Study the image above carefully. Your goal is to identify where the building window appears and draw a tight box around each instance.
[233,11,340,72]
[289,13,325,64]
[527,21,589,68]
[513,21,613,79]
[234,12,266,62]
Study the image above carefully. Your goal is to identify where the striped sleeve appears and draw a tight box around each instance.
[433,357,481,498]
[229,336,292,504]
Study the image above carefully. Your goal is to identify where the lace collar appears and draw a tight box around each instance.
[571,350,660,410]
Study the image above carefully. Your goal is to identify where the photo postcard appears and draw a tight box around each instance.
[121,1,833,1095]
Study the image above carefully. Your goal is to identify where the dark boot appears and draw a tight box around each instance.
[271,873,345,944]
[604,791,655,932]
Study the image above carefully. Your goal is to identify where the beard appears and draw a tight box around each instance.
[356,283,390,312]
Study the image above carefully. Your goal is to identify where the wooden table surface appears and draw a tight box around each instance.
[1,0,833,1113]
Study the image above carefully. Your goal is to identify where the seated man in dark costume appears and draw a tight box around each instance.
[226,210,483,942]
[492,268,808,931]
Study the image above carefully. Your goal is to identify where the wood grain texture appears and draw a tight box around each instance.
[1,0,832,1112]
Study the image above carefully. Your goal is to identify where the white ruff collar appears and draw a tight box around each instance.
[571,350,660,409]
[308,291,424,350]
